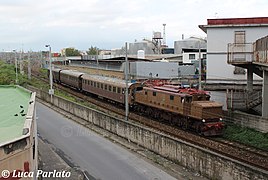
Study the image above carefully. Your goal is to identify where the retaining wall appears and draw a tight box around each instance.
[30,86,268,180]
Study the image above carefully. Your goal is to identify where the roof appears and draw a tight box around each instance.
[82,74,137,88]
[199,17,268,33]
[194,101,223,108]
[0,86,33,146]
[60,70,84,77]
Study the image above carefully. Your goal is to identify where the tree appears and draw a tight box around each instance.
[65,48,80,56]
[87,46,99,55]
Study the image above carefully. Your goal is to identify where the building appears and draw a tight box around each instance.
[0,86,37,178]
[174,37,207,64]
[199,17,268,81]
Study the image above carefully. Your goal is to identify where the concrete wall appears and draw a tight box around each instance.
[30,86,268,180]
[129,62,178,79]
[225,110,268,133]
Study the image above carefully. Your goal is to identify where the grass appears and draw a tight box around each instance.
[223,123,268,151]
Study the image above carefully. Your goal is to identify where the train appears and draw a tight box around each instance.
[50,68,224,136]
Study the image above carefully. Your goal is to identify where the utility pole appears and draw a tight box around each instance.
[125,42,129,121]
[13,50,18,84]
[198,40,202,90]
[45,45,54,103]
[28,51,31,80]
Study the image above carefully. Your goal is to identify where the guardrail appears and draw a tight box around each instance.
[227,43,253,63]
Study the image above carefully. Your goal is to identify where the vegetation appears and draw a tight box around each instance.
[0,60,29,86]
[224,123,268,151]
[87,46,99,55]
[65,48,81,56]
[0,61,16,84]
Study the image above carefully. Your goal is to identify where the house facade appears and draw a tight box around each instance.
[199,17,268,81]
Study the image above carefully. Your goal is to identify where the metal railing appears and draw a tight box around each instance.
[227,43,253,63]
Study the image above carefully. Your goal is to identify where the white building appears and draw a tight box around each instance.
[199,17,268,81]
[174,37,207,64]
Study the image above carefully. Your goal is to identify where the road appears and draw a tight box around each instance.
[37,102,176,180]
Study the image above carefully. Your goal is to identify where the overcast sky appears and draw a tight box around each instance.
[0,0,267,52]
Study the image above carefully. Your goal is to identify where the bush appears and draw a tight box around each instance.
[224,123,268,150]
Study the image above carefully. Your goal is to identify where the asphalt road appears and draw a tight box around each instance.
[36,102,176,180]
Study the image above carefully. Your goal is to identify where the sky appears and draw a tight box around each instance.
[0,0,267,52]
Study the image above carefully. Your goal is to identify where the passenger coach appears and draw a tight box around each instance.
[60,70,84,90]
[81,74,142,105]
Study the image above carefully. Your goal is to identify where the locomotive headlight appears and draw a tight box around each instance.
[202,119,205,123]
[219,118,223,121]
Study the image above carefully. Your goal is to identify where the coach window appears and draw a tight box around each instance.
[109,85,112,91]
[101,83,103,89]
[105,84,107,90]
[97,83,99,88]
[153,92,156,96]
[170,95,174,101]
[94,82,96,87]
[118,88,121,94]
[113,87,116,92]
[185,96,192,103]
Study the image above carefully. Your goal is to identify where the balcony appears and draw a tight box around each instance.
[227,43,253,64]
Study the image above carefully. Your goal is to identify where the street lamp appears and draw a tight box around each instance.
[13,50,18,84]
[45,45,54,103]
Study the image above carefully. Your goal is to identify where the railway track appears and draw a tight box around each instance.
[32,74,268,172]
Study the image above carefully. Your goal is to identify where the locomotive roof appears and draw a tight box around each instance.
[82,74,137,88]
[144,86,209,96]
[60,69,84,77]
[143,86,190,97]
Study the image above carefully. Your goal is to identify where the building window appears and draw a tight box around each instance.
[153,92,156,96]
[170,95,174,101]
[189,54,195,59]
[202,54,206,59]
[234,31,245,45]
